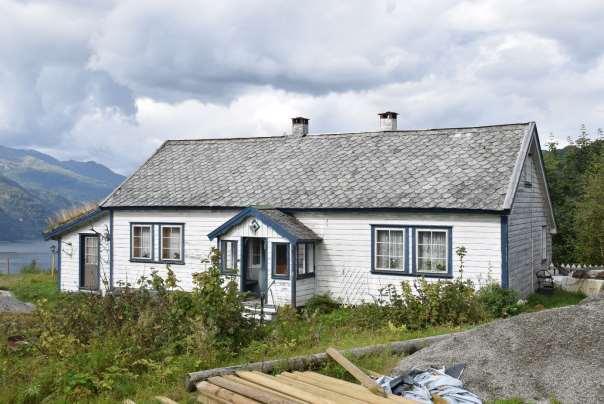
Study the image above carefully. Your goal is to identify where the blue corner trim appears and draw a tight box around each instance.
[57,238,61,291]
[44,208,107,240]
[239,237,245,292]
[290,243,296,307]
[207,207,319,243]
[501,215,509,288]
[109,210,114,290]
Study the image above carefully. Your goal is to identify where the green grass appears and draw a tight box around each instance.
[0,272,59,304]
[525,288,585,311]
[0,274,587,403]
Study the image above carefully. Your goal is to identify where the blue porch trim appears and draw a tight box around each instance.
[501,215,509,288]
[208,207,315,243]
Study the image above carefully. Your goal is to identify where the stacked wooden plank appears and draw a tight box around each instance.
[196,370,416,403]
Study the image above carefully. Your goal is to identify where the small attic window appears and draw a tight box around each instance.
[523,153,533,188]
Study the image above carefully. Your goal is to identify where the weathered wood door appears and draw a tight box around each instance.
[80,235,99,290]
[242,238,267,299]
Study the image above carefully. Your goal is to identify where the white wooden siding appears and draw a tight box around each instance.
[292,211,502,304]
[508,139,552,296]
[59,214,110,293]
[58,209,502,306]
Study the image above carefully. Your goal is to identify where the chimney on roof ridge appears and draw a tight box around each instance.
[378,111,398,131]
[291,117,309,137]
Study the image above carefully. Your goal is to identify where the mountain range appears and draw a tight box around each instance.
[0,145,125,241]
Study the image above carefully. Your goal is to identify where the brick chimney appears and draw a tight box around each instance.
[291,117,309,136]
[378,111,398,131]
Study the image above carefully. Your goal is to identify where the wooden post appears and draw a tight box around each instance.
[325,347,387,397]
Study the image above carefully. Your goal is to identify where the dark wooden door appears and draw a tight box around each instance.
[80,235,99,290]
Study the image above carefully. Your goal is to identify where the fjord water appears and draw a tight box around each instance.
[0,240,54,274]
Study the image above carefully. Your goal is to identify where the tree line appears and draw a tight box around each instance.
[543,126,603,265]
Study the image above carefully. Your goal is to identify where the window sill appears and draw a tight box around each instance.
[160,260,185,266]
[371,270,452,279]
[130,258,154,264]
[297,272,315,280]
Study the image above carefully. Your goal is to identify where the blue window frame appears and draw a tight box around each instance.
[272,242,290,279]
[296,242,315,279]
[159,223,185,264]
[371,224,453,278]
[130,223,154,262]
[220,239,238,274]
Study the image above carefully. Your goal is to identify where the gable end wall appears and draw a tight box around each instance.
[507,140,552,296]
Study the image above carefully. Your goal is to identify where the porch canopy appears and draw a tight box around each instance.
[207,207,321,243]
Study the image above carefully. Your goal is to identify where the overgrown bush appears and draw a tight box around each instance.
[1,247,255,402]
[303,293,341,315]
[379,278,487,330]
[477,283,521,318]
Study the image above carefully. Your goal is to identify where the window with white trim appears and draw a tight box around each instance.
[131,224,152,260]
[221,240,238,273]
[416,229,448,273]
[374,228,405,271]
[160,225,183,261]
[297,243,315,276]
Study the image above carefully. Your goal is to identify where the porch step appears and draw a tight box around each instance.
[243,301,278,321]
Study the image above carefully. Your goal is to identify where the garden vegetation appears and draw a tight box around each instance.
[0,248,585,403]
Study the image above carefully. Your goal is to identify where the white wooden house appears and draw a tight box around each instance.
[45,113,556,306]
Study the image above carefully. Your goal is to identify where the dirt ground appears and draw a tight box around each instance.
[394,297,604,403]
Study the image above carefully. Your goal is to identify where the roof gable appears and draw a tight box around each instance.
[101,123,533,211]
[208,208,321,242]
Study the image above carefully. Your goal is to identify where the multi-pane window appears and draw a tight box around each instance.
[131,224,152,260]
[374,228,405,271]
[84,236,98,265]
[297,243,315,276]
[221,240,237,273]
[161,225,183,261]
[273,243,289,277]
[416,229,448,273]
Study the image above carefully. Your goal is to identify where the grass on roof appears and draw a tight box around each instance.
[45,202,98,232]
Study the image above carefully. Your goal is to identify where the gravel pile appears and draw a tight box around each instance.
[394,298,604,403]
[0,290,34,313]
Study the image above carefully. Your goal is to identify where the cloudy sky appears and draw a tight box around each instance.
[1,0,604,174]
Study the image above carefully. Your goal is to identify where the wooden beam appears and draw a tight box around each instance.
[222,375,306,404]
[326,347,387,397]
[236,371,335,404]
[197,381,260,404]
[208,376,291,404]
[275,374,366,404]
[155,396,178,404]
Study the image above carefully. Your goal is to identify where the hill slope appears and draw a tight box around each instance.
[0,146,124,241]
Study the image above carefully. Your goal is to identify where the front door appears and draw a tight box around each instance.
[80,234,99,290]
[243,238,266,299]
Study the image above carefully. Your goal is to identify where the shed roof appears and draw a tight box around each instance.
[102,123,533,211]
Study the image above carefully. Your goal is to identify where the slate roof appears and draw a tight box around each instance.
[101,123,533,211]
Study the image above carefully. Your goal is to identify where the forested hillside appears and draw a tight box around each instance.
[543,129,603,265]
[0,146,124,241]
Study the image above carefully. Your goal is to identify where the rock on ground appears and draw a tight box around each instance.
[394,298,604,403]
[0,290,34,313]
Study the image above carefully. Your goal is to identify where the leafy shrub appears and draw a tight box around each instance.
[303,293,341,315]
[379,278,487,330]
[477,283,521,318]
